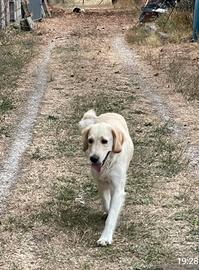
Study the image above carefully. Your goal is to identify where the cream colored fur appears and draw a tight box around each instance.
[79,110,134,246]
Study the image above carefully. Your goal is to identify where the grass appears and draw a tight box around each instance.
[0,97,14,114]
[172,208,199,251]
[51,0,136,9]
[156,11,192,42]
[127,10,198,100]
[126,25,162,47]
[0,126,11,137]
[0,16,197,269]
[6,83,184,265]
[45,36,187,261]
[48,86,185,265]
[167,56,199,100]
[0,29,35,94]
[0,27,36,150]
[127,11,192,46]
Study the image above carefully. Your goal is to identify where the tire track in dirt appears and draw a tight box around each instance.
[113,35,199,172]
[0,41,55,214]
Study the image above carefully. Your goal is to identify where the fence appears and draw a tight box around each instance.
[0,0,22,29]
[177,0,194,11]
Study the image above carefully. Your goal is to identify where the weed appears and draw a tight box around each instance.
[0,36,35,92]
[157,11,192,42]
[0,97,14,114]
[127,11,192,46]
[9,263,23,270]
[0,29,35,116]
[126,25,150,45]
[55,182,76,203]
[57,140,79,156]
[0,126,11,137]
[167,57,199,100]
[31,147,52,160]
[47,115,58,122]
[82,181,98,199]
[172,208,199,244]
[3,216,34,232]
[81,264,91,270]
[132,266,163,270]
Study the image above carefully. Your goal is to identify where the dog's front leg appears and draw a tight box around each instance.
[97,179,125,246]
[98,182,111,214]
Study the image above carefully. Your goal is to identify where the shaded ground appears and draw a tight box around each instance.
[0,8,198,270]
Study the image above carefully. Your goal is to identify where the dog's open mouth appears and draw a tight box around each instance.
[91,163,102,173]
[91,151,111,173]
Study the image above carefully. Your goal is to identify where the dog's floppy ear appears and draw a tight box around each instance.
[82,126,91,152]
[112,128,124,153]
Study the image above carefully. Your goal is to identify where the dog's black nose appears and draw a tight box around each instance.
[90,155,99,164]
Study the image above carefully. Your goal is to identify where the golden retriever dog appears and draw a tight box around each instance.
[79,110,134,246]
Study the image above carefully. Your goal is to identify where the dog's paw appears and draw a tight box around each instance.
[97,237,112,246]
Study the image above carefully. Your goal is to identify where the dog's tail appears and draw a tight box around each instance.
[79,109,97,129]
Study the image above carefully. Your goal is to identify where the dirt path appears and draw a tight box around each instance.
[0,10,198,270]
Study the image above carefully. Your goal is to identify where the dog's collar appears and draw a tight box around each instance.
[102,151,111,167]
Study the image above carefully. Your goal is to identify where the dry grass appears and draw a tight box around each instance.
[0,27,36,158]
[0,12,198,270]
[2,87,187,267]
[126,25,161,47]
[142,46,199,100]
[0,29,35,100]
[0,28,35,134]
[167,55,199,100]
[156,11,192,42]
[51,0,136,9]
[126,10,199,100]
[127,11,192,46]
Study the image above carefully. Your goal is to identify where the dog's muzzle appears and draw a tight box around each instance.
[91,151,111,173]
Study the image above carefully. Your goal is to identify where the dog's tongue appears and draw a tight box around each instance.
[91,163,101,173]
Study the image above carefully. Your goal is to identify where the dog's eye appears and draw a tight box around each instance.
[88,138,94,144]
[101,139,108,144]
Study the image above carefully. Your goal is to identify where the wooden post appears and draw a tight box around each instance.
[0,0,6,29]
[43,0,51,17]
[21,0,31,17]
[4,0,10,26]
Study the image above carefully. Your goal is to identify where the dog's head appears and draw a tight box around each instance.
[82,123,124,173]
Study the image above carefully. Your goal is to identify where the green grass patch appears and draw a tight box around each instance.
[126,25,161,47]
[167,56,199,100]
[127,11,192,46]
[0,126,11,137]
[0,97,14,114]
[0,30,35,94]
[173,209,199,240]
[0,28,36,142]
[82,181,98,199]
[128,122,184,205]
[56,140,80,156]
[156,11,192,43]
[73,92,132,119]
[54,180,76,203]
[31,147,53,160]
